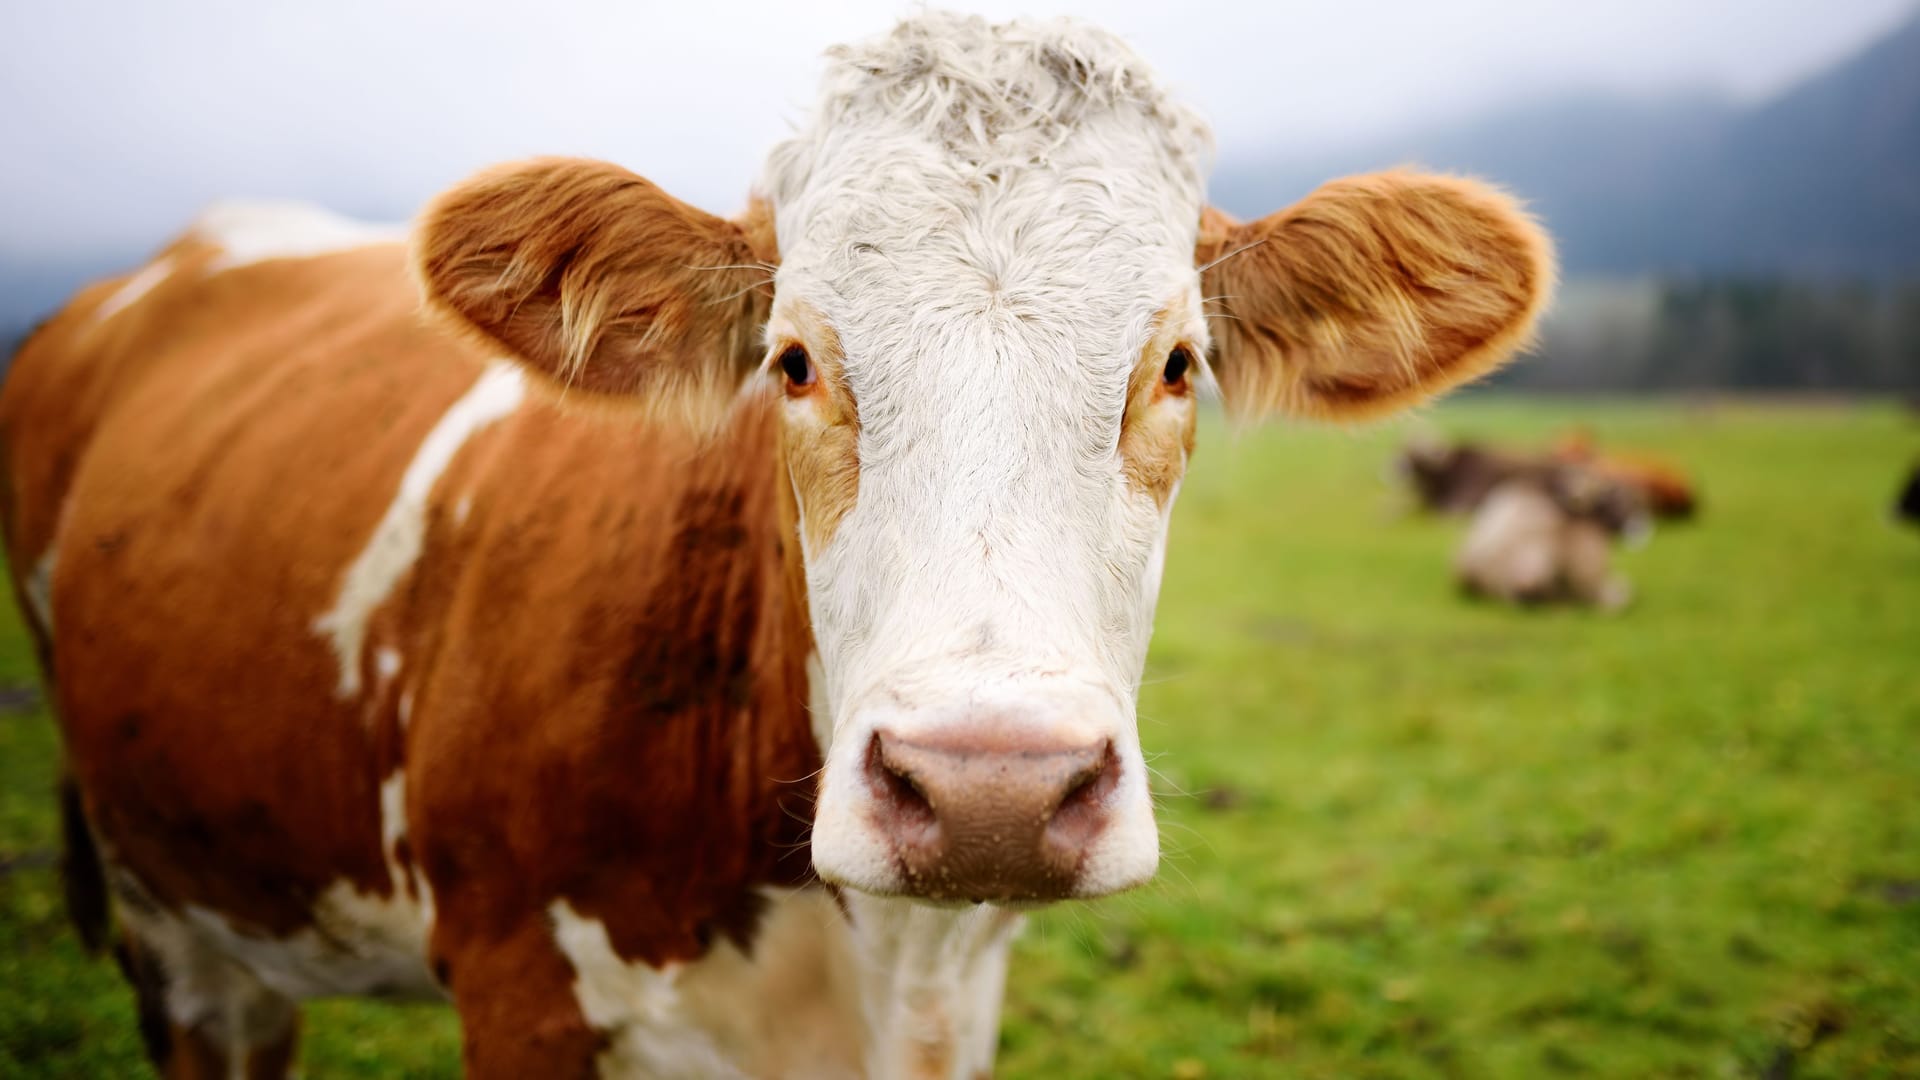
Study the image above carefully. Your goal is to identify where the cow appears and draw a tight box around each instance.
[1394,435,1557,515]
[1896,463,1920,526]
[0,13,1553,1079]
[1551,429,1698,520]
[1455,466,1648,610]
[1397,431,1697,523]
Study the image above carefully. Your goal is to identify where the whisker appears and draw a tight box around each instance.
[769,762,827,785]
[1144,762,1199,801]
[1150,854,1197,893]
[710,280,774,304]
[684,262,779,278]
[1198,236,1269,275]
[771,800,817,849]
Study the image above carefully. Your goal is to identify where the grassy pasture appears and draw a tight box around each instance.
[3,398,1916,1077]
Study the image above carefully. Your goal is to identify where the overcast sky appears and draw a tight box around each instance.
[2,0,1913,259]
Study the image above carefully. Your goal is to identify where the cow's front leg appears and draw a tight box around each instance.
[439,920,604,1079]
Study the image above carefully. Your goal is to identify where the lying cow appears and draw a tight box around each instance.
[1399,433,1697,523]
[1552,429,1698,520]
[1,13,1552,1078]
[1395,435,1556,514]
[1455,467,1648,610]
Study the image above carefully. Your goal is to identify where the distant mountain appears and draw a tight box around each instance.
[1212,10,1920,279]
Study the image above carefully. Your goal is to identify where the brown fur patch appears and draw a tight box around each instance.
[413,157,776,421]
[37,244,450,935]
[0,234,227,585]
[770,301,861,549]
[1196,171,1555,422]
[1118,304,1198,507]
[409,390,818,964]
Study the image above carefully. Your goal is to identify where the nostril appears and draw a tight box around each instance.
[1047,740,1120,850]
[865,732,939,841]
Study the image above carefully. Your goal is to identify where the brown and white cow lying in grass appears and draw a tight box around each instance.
[0,13,1552,1078]
[1455,467,1649,611]
[1551,429,1698,520]
[1395,436,1558,515]
[1397,431,1697,522]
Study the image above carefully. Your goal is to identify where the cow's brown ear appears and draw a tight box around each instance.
[1197,171,1553,422]
[413,157,777,410]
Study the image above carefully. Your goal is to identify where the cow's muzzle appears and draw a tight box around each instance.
[862,727,1121,903]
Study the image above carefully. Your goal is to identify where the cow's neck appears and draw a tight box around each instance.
[841,894,1023,1080]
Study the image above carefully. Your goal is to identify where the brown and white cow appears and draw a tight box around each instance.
[1395,435,1556,515]
[1455,467,1648,611]
[1551,430,1698,520]
[1397,431,1698,522]
[1,14,1553,1078]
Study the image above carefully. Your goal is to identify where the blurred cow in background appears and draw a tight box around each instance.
[1897,463,1920,526]
[1455,466,1648,611]
[1394,435,1554,515]
[1397,431,1697,524]
[1552,429,1698,520]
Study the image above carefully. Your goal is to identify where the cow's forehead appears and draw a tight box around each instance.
[761,13,1213,308]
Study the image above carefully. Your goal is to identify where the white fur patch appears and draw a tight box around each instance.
[379,773,407,866]
[314,362,525,696]
[92,256,177,324]
[376,770,437,944]
[163,881,438,1004]
[23,549,55,637]
[841,894,1022,1080]
[549,891,867,1080]
[144,775,443,1005]
[108,881,300,1067]
[107,847,440,1023]
[549,900,747,1080]
[192,200,402,272]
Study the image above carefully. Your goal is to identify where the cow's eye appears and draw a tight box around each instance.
[777,345,815,392]
[1163,346,1193,389]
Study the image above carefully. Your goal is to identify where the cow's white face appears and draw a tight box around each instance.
[413,13,1554,908]
[759,17,1212,900]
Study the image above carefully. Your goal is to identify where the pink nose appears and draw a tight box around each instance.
[864,728,1121,902]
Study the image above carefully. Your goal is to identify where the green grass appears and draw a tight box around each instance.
[4,398,1917,1078]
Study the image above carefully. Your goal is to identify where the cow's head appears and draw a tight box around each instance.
[413,14,1553,905]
